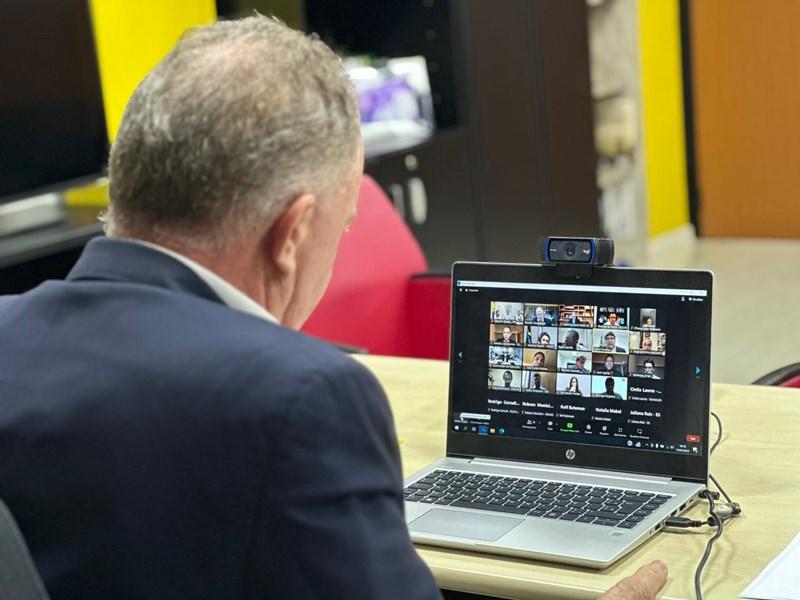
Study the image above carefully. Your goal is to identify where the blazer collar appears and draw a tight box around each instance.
[67,236,224,305]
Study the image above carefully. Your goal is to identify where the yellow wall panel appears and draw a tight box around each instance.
[638,0,690,237]
[89,0,216,141]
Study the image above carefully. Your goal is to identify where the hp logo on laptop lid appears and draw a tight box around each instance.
[565,449,576,461]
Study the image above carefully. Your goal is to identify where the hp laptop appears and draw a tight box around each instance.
[403,261,713,568]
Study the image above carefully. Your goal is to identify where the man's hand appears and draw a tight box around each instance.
[599,561,668,600]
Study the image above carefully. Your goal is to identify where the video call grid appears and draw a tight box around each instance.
[488,301,667,399]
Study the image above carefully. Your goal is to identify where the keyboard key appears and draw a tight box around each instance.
[621,494,645,503]
[544,510,566,519]
[627,515,644,522]
[576,515,596,523]
[527,508,547,517]
[617,521,638,529]
[409,482,433,490]
[584,510,624,521]
[593,518,620,527]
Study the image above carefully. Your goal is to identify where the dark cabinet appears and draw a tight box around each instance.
[301,0,600,267]
[454,1,601,262]
[364,127,480,270]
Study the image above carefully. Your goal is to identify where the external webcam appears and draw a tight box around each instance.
[542,237,614,266]
[541,237,615,280]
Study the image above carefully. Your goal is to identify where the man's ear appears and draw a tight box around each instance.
[266,193,317,276]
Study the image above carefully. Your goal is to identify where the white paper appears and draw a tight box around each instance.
[741,533,800,600]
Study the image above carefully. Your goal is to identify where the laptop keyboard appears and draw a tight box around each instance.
[403,470,672,529]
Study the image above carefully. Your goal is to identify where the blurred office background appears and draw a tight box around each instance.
[1,0,798,384]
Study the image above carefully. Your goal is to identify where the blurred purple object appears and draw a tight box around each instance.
[358,77,420,124]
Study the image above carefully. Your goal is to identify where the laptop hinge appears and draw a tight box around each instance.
[469,457,674,485]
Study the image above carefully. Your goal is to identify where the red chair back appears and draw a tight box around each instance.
[302,176,434,356]
[781,374,800,388]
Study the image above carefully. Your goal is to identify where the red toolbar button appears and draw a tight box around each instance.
[686,434,701,443]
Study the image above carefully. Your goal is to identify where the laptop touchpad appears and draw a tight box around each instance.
[410,509,523,541]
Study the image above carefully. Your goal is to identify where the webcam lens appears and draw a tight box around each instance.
[565,242,576,257]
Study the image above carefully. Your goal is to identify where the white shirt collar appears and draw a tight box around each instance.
[130,239,279,324]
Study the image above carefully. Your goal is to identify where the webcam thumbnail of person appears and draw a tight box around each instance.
[592,353,627,377]
[557,350,592,374]
[556,373,591,397]
[637,308,660,330]
[491,301,524,324]
[629,355,665,379]
[591,375,628,400]
[629,331,666,355]
[523,348,557,371]
[557,327,590,351]
[593,329,630,354]
[525,325,558,348]
[490,323,524,346]
[489,345,523,367]
[488,368,522,391]
[525,303,558,326]
[596,306,628,329]
[522,370,555,394]
[558,305,595,328]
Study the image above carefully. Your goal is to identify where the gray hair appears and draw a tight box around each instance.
[104,15,361,251]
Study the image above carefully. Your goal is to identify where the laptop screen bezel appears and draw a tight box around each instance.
[446,261,712,484]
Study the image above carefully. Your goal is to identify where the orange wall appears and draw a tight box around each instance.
[691,1,800,237]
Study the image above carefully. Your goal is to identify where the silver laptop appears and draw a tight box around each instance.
[404,261,713,568]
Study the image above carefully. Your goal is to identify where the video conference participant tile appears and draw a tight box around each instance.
[629,331,666,354]
[591,375,628,400]
[557,327,591,351]
[524,303,558,325]
[592,353,627,377]
[522,370,556,394]
[556,373,591,397]
[491,301,525,324]
[593,328,629,354]
[488,368,522,391]
[558,304,595,328]
[627,378,664,402]
[524,325,558,348]
[489,345,523,367]
[490,323,524,345]
[523,348,557,371]
[557,350,592,374]
[629,355,665,379]
[595,306,629,329]
[633,307,663,331]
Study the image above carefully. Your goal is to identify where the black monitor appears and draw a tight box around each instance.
[0,0,107,205]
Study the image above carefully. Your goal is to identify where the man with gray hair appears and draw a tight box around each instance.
[0,16,666,600]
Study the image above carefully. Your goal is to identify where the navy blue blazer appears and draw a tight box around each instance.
[0,237,440,600]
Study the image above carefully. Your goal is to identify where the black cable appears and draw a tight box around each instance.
[708,411,741,513]
[662,412,741,598]
[710,410,723,455]
[694,490,724,600]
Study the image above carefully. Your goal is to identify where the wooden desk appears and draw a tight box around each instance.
[355,355,800,600]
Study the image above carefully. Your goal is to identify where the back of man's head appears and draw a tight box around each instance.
[105,16,361,251]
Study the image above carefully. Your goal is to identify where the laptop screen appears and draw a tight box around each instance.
[447,262,712,482]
